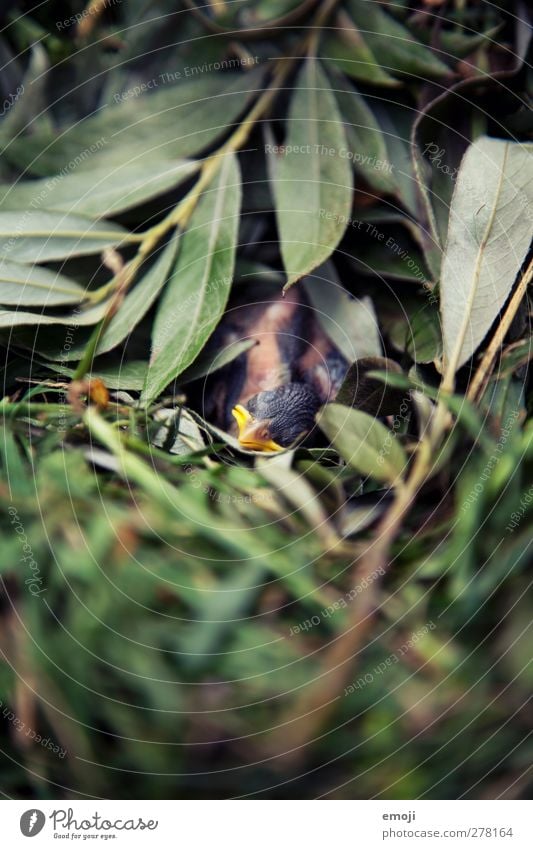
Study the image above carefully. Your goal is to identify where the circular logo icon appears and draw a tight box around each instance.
[20,810,46,837]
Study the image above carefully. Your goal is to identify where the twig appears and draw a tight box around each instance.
[262,442,432,767]
[467,257,533,403]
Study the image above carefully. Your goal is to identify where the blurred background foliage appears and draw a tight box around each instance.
[0,0,532,799]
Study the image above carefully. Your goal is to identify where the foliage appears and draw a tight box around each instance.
[0,0,532,800]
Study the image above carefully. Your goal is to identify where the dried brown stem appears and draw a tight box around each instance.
[467,257,533,403]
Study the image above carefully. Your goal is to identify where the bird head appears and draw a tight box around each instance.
[232,382,321,452]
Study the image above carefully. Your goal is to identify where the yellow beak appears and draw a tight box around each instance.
[231,405,282,452]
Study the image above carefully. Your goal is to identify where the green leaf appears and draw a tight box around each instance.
[179,561,269,673]
[178,337,255,385]
[389,303,443,364]
[35,236,180,361]
[411,92,476,279]
[0,260,86,307]
[440,137,533,373]
[0,211,130,262]
[0,301,108,328]
[93,234,180,357]
[374,105,419,217]
[317,403,407,485]
[271,58,353,288]
[257,453,335,545]
[0,160,199,218]
[351,243,430,284]
[142,153,241,404]
[1,71,264,177]
[303,265,381,360]
[369,368,495,452]
[321,11,399,86]
[437,23,502,59]
[0,43,50,140]
[347,0,451,79]
[0,424,33,498]
[340,500,385,537]
[330,70,397,194]
[350,207,427,249]
[45,359,148,390]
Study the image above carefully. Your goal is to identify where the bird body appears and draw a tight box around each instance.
[199,285,349,450]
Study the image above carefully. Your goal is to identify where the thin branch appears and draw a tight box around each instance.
[467,257,533,403]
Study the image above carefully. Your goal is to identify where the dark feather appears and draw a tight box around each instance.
[196,285,348,442]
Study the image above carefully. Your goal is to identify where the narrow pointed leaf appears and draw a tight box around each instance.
[330,70,396,194]
[317,403,407,485]
[321,11,399,86]
[389,303,442,364]
[0,260,86,306]
[0,211,129,262]
[440,137,533,372]
[0,302,108,328]
[177,338,255,385]
[271,58,353,289]
[45,360,148,390]
[303,266,381,360]
[0,160,199,218]
[142,153,241,403]
[374,105,419,217]
[1,71,264,177]
[350,243,430,283]
[347,0,451,79]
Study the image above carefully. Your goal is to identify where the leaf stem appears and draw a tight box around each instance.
[143,57,297,240]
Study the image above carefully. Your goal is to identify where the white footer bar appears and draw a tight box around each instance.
[1,800,531,848]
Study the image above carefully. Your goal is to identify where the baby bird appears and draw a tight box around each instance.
[201,287,348,451]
